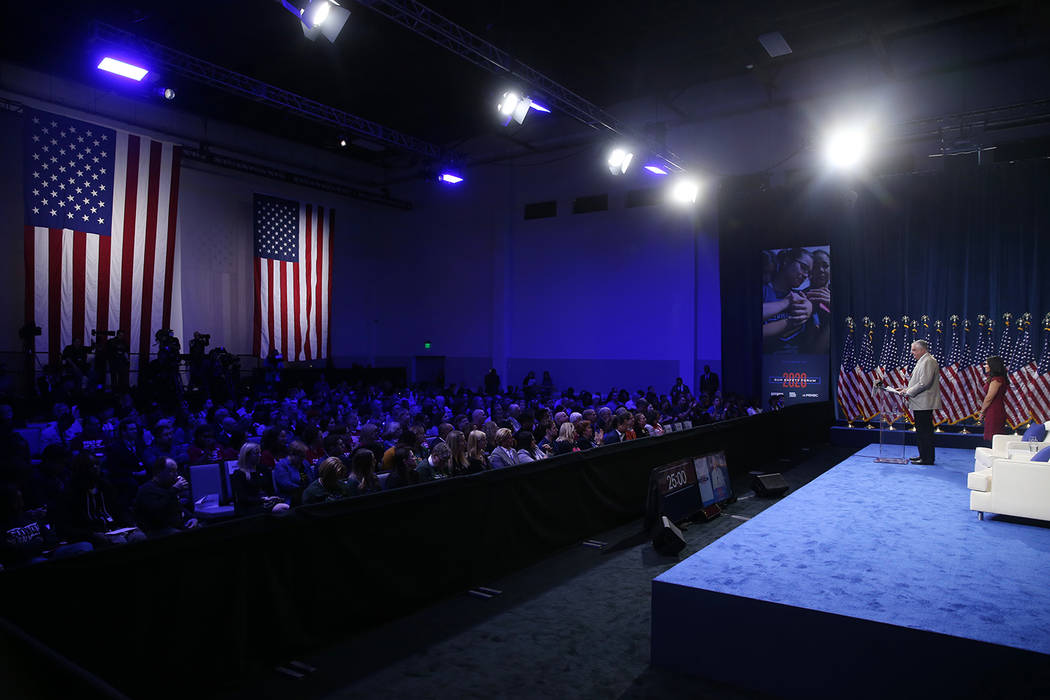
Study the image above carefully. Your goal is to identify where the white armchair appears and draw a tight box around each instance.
[968,454,1050,522]
[973,432,1049,471]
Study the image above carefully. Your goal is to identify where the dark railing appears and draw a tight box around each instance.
[0,402,831,698]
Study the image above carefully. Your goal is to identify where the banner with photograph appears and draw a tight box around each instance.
[761,246,831,407]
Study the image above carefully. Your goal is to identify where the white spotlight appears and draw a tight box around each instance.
[824,124,871,171]
[498,92,520,117]
[294,0,351,42]
[670,178,700,205]
[607,148,634,175]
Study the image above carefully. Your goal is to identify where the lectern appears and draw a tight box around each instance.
[873,384,908,464]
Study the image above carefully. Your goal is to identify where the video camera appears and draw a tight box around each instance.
[91,329,117,338]
[19,323,42,340]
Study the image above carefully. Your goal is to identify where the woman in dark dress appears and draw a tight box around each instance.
[230,443,289,516]
[977,355,1009,442]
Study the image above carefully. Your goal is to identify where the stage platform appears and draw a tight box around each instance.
[651,444,1050,698]
[830,424,988,450]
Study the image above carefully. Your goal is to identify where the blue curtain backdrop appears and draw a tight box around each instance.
[719,159,1050,401]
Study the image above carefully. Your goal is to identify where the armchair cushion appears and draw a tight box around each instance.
[1032,446,1050,463]
[1023,423,1047,442]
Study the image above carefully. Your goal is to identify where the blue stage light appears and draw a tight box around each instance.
[644,165,669,175]
[97,57,148,81]
[438,172,464,184]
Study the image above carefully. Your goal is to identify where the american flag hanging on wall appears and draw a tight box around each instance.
[252,193,333,361]
[22,108,182,364]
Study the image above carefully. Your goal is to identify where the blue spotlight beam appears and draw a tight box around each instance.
[92,21,454,162]
[355,0,683,173]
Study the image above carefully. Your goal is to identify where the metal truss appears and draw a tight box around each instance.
[93,22,451,162]
[356,0,684,172]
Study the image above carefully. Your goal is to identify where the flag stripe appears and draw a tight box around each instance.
[84,234,98,341]
[253,256,262,357]
[326,208,334,359]
[303,207,313,361]
[48,229,62,364]
[138,140,163,359]
[315,206,324,359]
[161,147,181,330]
[280,260,290,359]
[72,230,86,343]
[118,134,140,340]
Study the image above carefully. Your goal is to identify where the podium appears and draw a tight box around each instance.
[873,385,908,464]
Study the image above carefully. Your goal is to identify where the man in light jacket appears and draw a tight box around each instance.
[895,340,942,465]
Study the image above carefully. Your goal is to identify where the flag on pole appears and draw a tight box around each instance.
[22,108,182,365]
[1030,314,1050,424]
[961,318,983,419]
[252,193,333,361]
[856,317,880,420]
[1006,313,1036,428]
[837,317,861,421]
[938,316,969,424]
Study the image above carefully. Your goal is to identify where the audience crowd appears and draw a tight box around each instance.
[1,361,762,569]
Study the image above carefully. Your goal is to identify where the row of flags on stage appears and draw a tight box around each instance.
[838,312,1050,428]
[21,107,333,365]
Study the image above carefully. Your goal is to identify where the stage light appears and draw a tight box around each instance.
[496,91,546,125]
[438,172,464,184]
[339,137,347,147]
[644,165,669,175]
[97,57,148,81]
[607,147,634,175]
[823,124,871,171]
[669,178,700,205]
[161,87,175,100]
[280,0,350,42]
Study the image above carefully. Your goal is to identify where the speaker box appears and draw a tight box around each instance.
[651,515,687,556]
[751,472,789,497]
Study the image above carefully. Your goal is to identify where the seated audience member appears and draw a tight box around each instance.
[323,433,348,462]
[302,457,355,504]
[230,443,289,517]
[347,448,382,494]
[603,413,632,444]
[417,442,450,481]
[55,453,141,547]
[103,417,148,515]
[142,418,188,470]
[489,428,520,469]
[39,403,83,449]
[466,430,491,472]
[384,446,419,490]
[187,425,235,465]
[382,428,419,472]
[133,457,197,538]
[1,485,92,568]
[633,412,650,438]
[515,430,546,463]
[301,426,326,463]
[357,423,386,465]
[574,420,597,451]
[446,430,471,476]
[273,440,315,506]
[645,409,665,436]
[551,422,578,455]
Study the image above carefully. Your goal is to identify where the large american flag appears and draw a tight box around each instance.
[23,108,182,364]
[252,194,333,361]
[1031,314,1050,423]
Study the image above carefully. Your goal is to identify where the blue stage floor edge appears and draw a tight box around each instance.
[651,445,1050,699]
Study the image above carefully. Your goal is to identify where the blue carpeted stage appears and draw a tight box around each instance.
[651,445,1050,698]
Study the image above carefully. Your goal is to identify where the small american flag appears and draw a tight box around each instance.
[837,318,861,420]
[252,193,332,361]
[23,108,182,364]
[1030,314,1050,423]
[1006,314,1036,428]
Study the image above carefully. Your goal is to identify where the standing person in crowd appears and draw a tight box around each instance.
[699,366,719,396]
[489,428,520,468]
[977,355,1009,442]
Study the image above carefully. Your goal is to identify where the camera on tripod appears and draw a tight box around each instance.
[19,323,42,341]
[91,329,117,338]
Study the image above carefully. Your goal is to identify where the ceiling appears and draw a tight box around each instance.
[0,1,1042,171]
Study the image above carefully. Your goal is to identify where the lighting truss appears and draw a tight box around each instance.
[92,22,453,162]
[355,0,683,173]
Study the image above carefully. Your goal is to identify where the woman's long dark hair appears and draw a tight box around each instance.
[986,356,1007,379]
